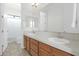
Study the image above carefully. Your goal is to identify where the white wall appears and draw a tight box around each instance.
[63,3,79,33]
[46,4,64,32]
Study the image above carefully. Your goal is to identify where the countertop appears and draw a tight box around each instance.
[24,32,79,55]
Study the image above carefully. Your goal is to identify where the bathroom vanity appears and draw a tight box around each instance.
[24,32,74,56]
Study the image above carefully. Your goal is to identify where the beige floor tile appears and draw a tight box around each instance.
[3,41,30,56]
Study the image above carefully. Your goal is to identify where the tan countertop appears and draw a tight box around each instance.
[24,32,79,55]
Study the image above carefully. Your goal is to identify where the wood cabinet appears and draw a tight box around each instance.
[24,35,30,52]
[26,37,30,52]
[30,39,39,56]
[30,49,38,56]
[24,35,74,56]
[50,47,74,56]
[24,35,27,49]
[39,42,51,56]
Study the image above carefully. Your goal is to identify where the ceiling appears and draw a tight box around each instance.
[4,3,21,16]
[4,3,49,16]
[22,3,49,17]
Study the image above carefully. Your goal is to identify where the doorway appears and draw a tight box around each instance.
[4,3,23,46]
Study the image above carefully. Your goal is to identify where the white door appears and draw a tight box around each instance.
[6,15,22,44]
[0,4,8,55]
[0,4,4,55]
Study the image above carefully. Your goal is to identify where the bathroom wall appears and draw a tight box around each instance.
[44,3,64,32]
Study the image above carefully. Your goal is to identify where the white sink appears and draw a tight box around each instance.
[48,38,69,44]
[28,32,36,35]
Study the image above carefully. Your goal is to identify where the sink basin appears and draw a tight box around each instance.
[48,38,69,44]
[28,32,36,35]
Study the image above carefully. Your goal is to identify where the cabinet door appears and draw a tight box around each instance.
[39,49,50,56]
[30,39,39,56]
[39,42,51,56]
[26,37,30,52]
[24,35,27,49]
[51,47,74,56]
[30,49,38,56]
[24,35,30,52]
[64,3,79,33]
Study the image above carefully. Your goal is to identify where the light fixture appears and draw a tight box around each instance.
[32,3,39,8]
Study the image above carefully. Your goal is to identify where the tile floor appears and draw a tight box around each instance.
[3,42,30,56]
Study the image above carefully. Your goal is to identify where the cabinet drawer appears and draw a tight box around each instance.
[30,49,38,56]
[51,47,73,56]
[39,42,51,52]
